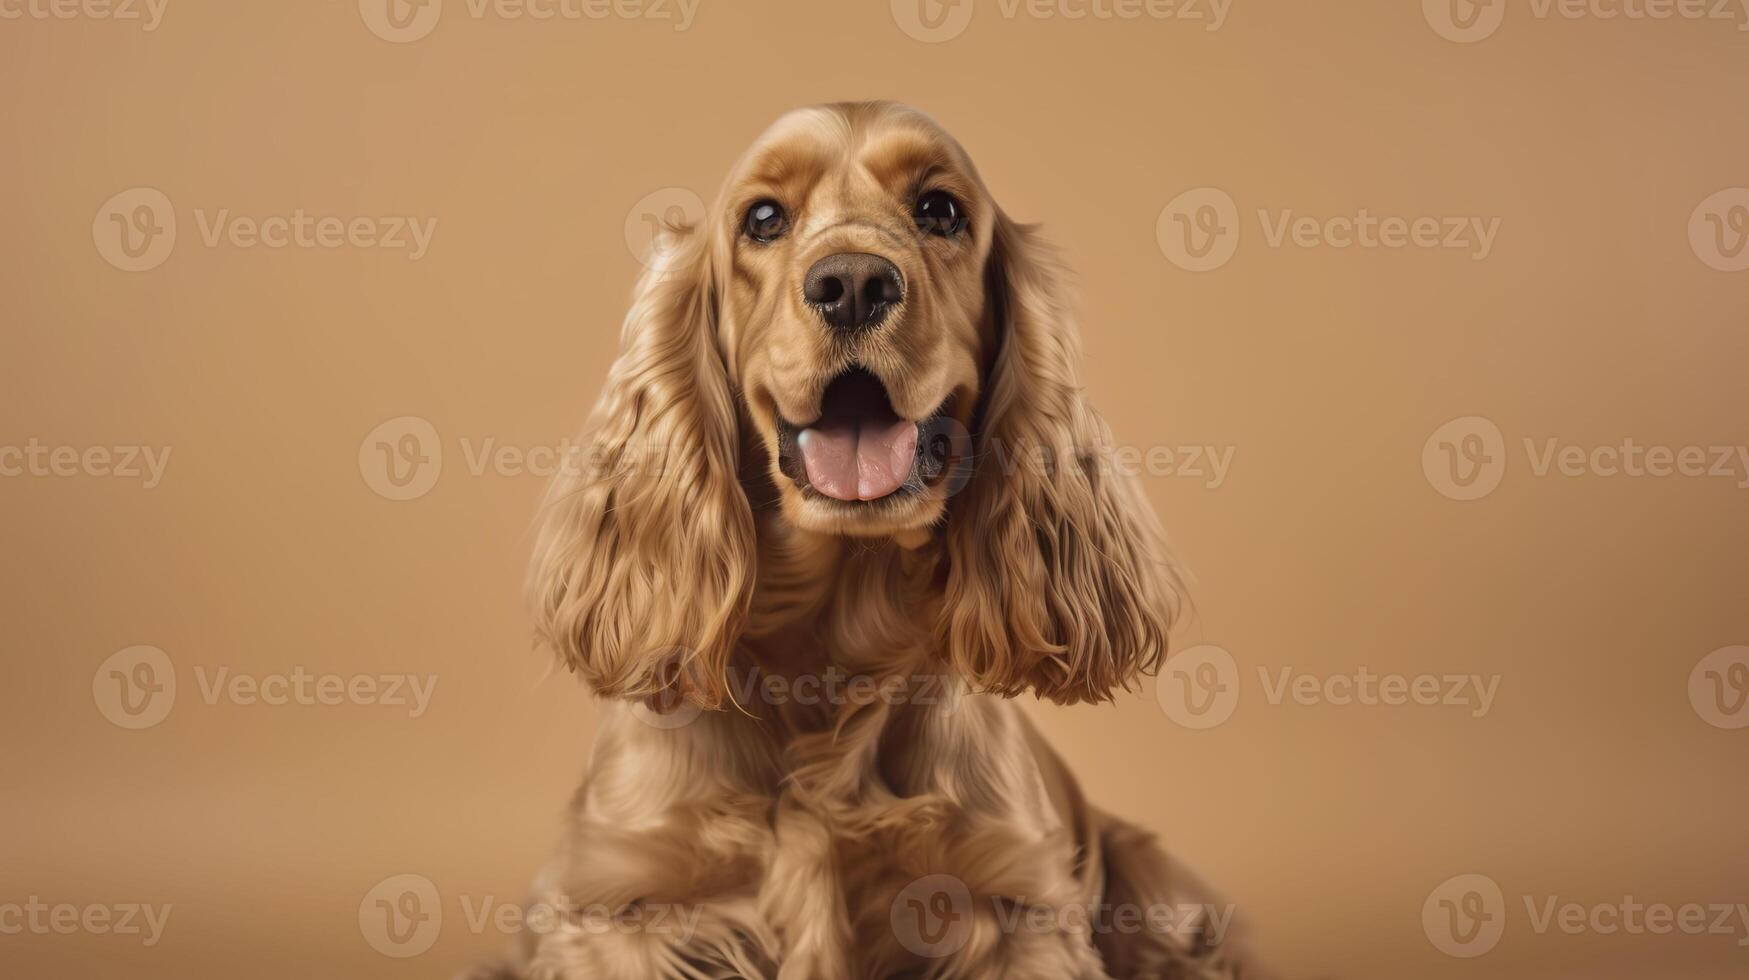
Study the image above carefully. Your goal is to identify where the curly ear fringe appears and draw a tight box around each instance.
[941,215,1183,704]
[528,226,754,709]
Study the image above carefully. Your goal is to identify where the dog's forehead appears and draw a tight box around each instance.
[732,103,979,198]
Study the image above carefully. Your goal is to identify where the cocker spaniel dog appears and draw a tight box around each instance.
[494,102,1264,980]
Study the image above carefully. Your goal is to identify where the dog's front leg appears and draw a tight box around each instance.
[495,705,787,979]
[1090,813,1267,980]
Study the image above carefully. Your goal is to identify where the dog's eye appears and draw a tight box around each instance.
[744,200,789,243]
[913,191,967,237]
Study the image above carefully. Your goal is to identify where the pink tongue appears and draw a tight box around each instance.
[797,416,918,501]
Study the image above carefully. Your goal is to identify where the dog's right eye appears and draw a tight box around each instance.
[745,200,789,243]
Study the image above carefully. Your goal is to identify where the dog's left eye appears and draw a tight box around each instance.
[913,190,967,237]
[745,200,789,243]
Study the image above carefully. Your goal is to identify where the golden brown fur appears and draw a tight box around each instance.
[505,102,1265,980]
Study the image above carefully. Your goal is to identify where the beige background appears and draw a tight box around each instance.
[3,0,1747,977]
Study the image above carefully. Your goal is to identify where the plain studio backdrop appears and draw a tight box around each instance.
[2,1,1745,977]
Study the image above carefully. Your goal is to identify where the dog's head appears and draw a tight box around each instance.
[720,103,988,537]
[531,102,1178,708]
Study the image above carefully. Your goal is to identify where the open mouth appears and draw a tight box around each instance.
[775,368,956,504]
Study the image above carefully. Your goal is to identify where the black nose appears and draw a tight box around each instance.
[803,253,904,330]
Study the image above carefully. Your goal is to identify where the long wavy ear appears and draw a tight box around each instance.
[529,225,753,709]
[939,213,1181,704]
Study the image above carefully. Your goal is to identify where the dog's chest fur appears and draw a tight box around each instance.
[533,524,1101,977]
